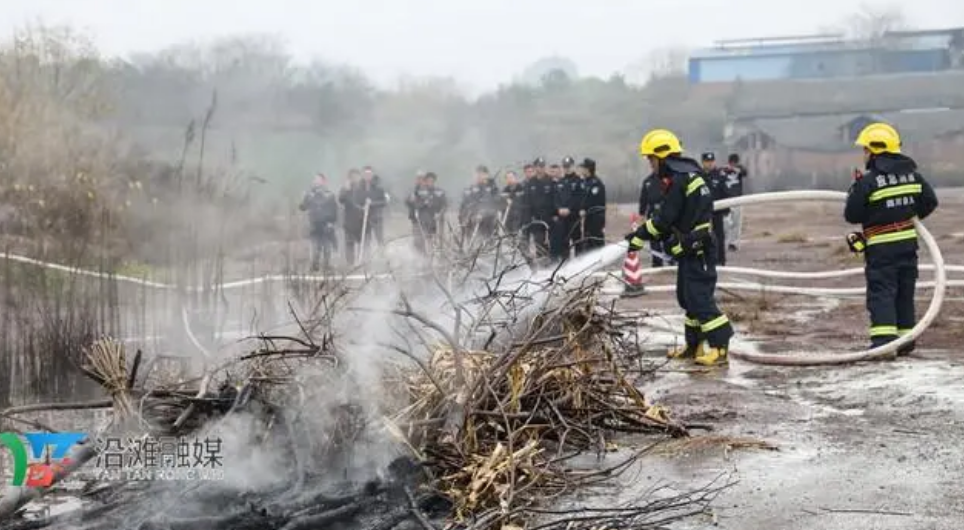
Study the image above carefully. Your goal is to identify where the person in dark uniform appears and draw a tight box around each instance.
[299,173,339,271]
[459,165,499,242]
[702,152,730,266]
[338,169,365,266]
[638,172,671,268]
[524,158,556,264]
[627,129,734,367]
[577,158,606,253]
[459,170,482,240]
[547,163,569,262]
[361,166,389,251]
[501,170,528,258]
[406,171,426,230]
[475,166,501,238]
[845,122,938,355]
[501,170,526,233]
[409,172,448,254]
[553,157,585,259]
[721,154,748,251]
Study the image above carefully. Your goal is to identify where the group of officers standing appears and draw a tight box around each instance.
[298,166,389,271]
[406,156,608,265]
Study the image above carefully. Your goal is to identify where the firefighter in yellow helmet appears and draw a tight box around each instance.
[845,122,938,354]
[626,129,734,366]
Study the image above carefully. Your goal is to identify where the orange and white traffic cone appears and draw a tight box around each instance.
[621,213,647,298]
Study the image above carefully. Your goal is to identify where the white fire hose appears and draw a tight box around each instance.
[647,190,949,366]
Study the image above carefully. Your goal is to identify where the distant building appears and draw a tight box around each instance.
[689,27,964,83]
[725,109,964,188]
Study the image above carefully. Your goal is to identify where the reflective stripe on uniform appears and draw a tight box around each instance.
[868,184,922,203]
[670,243,683,256]
[645,219,660,237]
[693,222,711,232]
[866,227,917,246]
[897,328,912,336]
[684,317,700,328]
[701,315,730,333]
[870,325,898,337]
[685,177,705,196]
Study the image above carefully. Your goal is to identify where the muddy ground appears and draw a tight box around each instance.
[602,187,964,529]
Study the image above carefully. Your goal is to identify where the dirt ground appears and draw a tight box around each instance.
[602,187,964,529]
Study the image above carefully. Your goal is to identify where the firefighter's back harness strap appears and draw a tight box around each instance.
[863,219,916,246]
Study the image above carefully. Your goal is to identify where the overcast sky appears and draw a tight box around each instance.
[2,0,963,92]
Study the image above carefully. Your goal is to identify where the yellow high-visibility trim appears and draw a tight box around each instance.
[670,243,683,256]
[868,184,921,203]
[866,228,917,246]
[870,325,898,337]
[685,177,706,196]
[684,318,700,328]
[701,315,730,333]
[645,219,660,237]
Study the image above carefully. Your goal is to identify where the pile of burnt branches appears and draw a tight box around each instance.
[383,274,718,529]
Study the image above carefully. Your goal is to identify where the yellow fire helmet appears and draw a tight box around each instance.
[639,129,683,159]
[855,122,901,155]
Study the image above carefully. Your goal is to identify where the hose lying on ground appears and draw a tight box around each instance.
[709,191,945,366]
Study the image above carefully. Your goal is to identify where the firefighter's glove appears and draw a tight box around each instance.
[846,232,866,254]
[625,232,645,252]
[682,232,706,254]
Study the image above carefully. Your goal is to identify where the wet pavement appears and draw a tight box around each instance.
[606,290,964,529]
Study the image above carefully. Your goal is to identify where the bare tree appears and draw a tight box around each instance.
[626,46,690,83]
[844,4,908,42]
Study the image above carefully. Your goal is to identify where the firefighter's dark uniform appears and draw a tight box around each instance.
[409,179,448,254]
[580,159,606,253]
[524,176,556,261]
[629,155,733,363]
[300,184,339,271]
[638,173,670,267]
[844,152,938,351]
[705,166,730,266]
